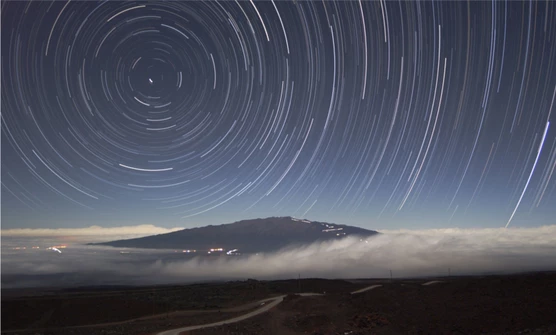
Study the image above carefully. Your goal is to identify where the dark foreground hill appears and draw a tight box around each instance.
[90,216,378,253]
[3,273,556,334]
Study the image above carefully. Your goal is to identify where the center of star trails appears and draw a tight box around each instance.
[119,164,173,172]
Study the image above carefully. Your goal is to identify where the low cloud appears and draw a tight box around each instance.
[2,225,556,288]
[1,224,184,237]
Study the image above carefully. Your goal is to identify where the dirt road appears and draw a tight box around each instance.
[155,293,322,335]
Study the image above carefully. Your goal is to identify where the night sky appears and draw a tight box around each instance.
[2,1,555,230]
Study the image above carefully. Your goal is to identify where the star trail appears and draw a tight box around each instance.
[1,1,555,230]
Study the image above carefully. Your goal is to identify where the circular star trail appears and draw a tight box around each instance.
[1,1,556,229]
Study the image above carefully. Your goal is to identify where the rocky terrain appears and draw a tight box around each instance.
[3,272,556,335]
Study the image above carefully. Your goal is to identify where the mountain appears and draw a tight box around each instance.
[90,217,378,254]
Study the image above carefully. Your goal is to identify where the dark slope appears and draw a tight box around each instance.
[91,216,378,254]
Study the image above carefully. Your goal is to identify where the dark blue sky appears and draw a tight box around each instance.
[2,1,555,230]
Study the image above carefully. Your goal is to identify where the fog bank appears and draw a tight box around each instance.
[2,225,556,288]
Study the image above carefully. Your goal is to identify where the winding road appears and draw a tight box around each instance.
[350,284,383,294]
[422,280,444,286]
[156,280,445,335]
[155,293,322,335]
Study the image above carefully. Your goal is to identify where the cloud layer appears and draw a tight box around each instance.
[1,224,184,237]
[2,225,556,288]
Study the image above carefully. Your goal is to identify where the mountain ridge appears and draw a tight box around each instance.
[90,216,378,254]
